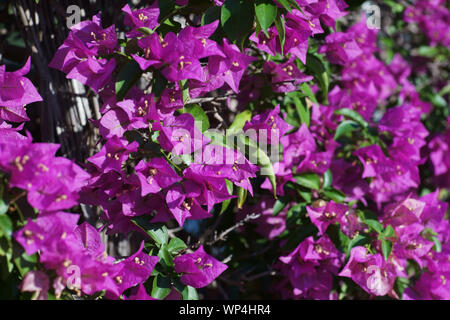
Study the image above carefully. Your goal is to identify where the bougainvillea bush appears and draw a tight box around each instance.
[0,0,449,300]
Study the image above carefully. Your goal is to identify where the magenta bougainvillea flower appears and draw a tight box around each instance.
[306,200,348,235]
[243,104,293,144]
[278,235,343,299]
[339,247,397,297]
[88,136,139,173]
[135,157,181,196]
[15,212,159,298]
[319,32,363,65]
[2,0,449,302]
[154,113,209,155]
[49,14,117,93]
[0,57,42,122]
[122,3,160,38]
[174,245,228,288]
[209,39,256,93]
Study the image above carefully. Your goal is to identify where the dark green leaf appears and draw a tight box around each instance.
[255,0,277,37]
[221,0,254,47]
[365,219,384,234]
[152,275,172,299]
[273,198,287,216]
[274,15,286,55]
[293,97,310,126]
[237,187,247,209]
[137,27,153,36]
[322,169,332,189]
[323,188,346,202]
[220,180,234,214]
[306,54,329,104]
[153,71,168,98]
[158,244,174,267]
[0,214,12,237]
[295,173,320,190]
[276,0,292,12]
[383,225,395,238]
[299,83,318,104]
[432,236,442,253]
[334,120,359,140]
[382,239,393,261]
[167,238,187,254]
[228,110,252,135]
[13,252,37,277]
[0,200,7,215]
[183,104,209,132]
[181,285,198,300]
[334,108,368,128]
[347,235,371,255]
[131,217,169,246]
[116,60,142,101]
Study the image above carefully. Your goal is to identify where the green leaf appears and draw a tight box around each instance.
[297,189,312,202]
[153,71,168,98]
[237,136,277,198]
[221,0,254,47]
[299,83,318,104]
[274,15,286,55]
[167,237,187,254]
[384,0,404,13]
[0,200,8,215]
[322,169,332,189]
[347,235,371,255]
[152,275,172,300]
[255,0,277,37]
[220,180,234,214]
[306,54,329,104]
[334,120,360,140]
[295,173,320,190]
[0,214,12,237]
[237,187,247,209]
[116,60,142,101]
[273,198,288,216]
[438,84,450,97]
[276,0,292,12]
[382,239,393,261]
[180,79,190,104]
[364,219,384,234]
[228,110,252,136]
[182,104,209,132]
[131,217,169,246]
[137,27,153,36]
[201,6,226,42]
[158,0,175,22]
[417,46,439,58]
[13,252,37,277]
[323,188,346,202]
[286,0,302,11]
[158,244,174,267]
[432,236,442,253]
[395,277,410,298]
[293,97,310,127]
[181,285,199,300]
[334,108,368,128]
[383,225,395,238]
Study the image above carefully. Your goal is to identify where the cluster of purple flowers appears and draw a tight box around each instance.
[0,59,88,211]
[404,0,450,47]
[1,0,448,300]
[238,13,450,298]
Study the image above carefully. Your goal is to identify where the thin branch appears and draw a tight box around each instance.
[205,213,261,246]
